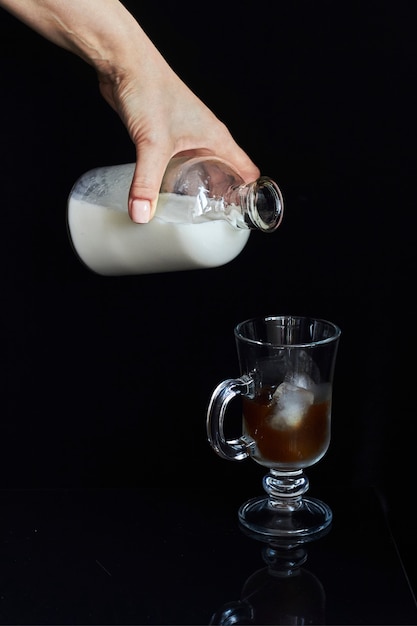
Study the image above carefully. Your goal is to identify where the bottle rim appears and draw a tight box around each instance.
[249,177,284,232]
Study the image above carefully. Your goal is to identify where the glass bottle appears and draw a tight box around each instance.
[67,156,284,276]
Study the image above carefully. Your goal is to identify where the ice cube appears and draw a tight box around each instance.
[286,372,315,390]
[271,381,314,428]
[291,350,320,385]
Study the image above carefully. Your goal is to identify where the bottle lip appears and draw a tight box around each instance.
[249,177,284,232]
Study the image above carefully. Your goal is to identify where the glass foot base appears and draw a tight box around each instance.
[238,495,332,542]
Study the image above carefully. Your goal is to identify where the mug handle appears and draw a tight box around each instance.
[206,374,254,461]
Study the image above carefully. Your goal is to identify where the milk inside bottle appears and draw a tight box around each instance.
[67,159,283,276]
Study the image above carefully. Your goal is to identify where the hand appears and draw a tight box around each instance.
[97,39,260,222]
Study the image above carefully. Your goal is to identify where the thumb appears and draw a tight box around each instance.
[128,151,170,223]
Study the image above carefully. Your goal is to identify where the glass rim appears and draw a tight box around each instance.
[234,315,341,348]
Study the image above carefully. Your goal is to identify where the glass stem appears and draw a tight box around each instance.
[263,543,308,576]
[263,469,309,512]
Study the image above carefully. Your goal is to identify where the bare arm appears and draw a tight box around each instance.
[0,0,260,222]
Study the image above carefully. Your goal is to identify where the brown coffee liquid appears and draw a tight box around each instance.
[242,387,330,466]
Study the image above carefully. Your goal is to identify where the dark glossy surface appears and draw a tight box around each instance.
[0,486,415,624]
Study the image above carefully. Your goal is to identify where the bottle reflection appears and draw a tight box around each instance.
[210,530,327,625]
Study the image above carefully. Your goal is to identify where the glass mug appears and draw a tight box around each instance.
[206,315,341,539]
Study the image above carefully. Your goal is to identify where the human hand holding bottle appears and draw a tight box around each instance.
[0,0,260,223]
[98,50,261,224]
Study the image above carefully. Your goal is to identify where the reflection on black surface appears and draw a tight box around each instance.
[0,488,415,624]
[211,529,328,626]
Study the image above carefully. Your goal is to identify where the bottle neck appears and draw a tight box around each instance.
[225,177,284,232]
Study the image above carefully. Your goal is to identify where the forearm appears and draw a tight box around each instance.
[0,0,152,73]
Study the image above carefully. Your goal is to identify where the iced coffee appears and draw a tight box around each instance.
[242,376,331,469]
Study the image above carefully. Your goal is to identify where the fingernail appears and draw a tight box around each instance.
[131,199,151,223]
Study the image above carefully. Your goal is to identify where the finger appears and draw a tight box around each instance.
[220,144,261,182]
[128,149,171,223]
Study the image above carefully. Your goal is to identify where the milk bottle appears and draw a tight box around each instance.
[67,156,284,276]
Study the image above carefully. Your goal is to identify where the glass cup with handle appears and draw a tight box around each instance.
[206,315,341,540]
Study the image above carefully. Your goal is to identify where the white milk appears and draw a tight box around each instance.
[67,192,251,276]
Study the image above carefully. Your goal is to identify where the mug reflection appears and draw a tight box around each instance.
[210,531,327,625]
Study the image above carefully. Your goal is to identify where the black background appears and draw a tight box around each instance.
[1,0,416,596]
